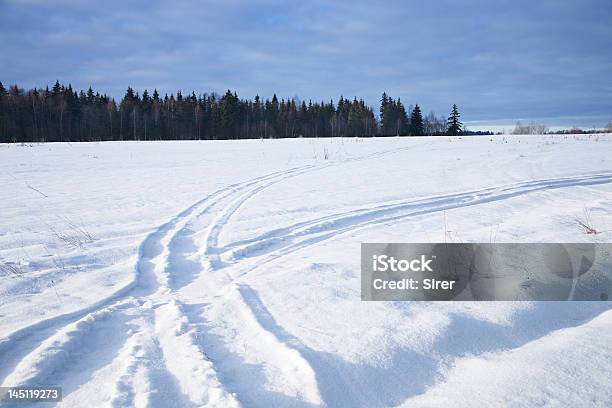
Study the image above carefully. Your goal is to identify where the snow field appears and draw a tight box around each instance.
[1,134,611,407]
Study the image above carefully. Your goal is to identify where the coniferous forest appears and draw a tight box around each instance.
[0,81,477,143]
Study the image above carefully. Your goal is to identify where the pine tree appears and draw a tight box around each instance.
[86,87,95,103]
[446,104,462,135]
[267,94,279,137]
[379,92,390,135]
[52,80,61,96]
[220,89,238,139]
[395,98,408,135]
[409,104,424,136]
[124,86,136,102]
[120,87,139,140]
[347,100,362,136]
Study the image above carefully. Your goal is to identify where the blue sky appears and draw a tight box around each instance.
[1,0,611,127]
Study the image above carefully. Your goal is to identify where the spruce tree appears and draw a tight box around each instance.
[124,86,136,102]
[268,94,279,137]
[86,87,95,103]
[410,104,424,136]
[395,98,408,135]
[347,100,362,136]
[220,89,238,139]
[380,92,390,135]
[52,80,61,96]
[446,104,462,135]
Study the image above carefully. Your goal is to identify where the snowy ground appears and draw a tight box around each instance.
[1,135,611,407]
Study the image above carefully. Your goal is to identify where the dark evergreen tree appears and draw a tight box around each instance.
[51,80,61,96]
[379,92,392,135]
[410,104,424,136]
[394,98,409,135]
[446,104,462,135]
[379,93,409,135]
[220,90,239,139]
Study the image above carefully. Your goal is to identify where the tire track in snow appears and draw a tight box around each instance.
[0,176,254,384]
[153,300,240,407]
[89,166,320,406]
[168,154,612,406]
[157,148,438,404]
[222,172,612,274]
[91,164,325,405]
[0,184,231,389]
[199,171,612,406]
[119,154,417,405]
[159,164,336,406]
[0,166,318,405]
[164,164,322,288]
[179,288,323,407]
[140,164,612,407]
[202,165,325,270]
[0,300,135,389]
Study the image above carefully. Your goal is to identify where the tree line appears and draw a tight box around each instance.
[0,81,467,143]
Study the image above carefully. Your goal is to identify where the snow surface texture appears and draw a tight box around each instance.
[1,135,611,407]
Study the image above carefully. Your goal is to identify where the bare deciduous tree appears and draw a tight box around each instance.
[512,121,549,135]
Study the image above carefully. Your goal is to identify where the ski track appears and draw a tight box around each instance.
[1,143,611,407]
